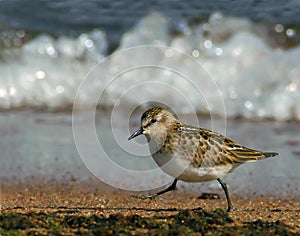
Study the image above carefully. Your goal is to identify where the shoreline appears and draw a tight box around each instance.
[1,111,299,197]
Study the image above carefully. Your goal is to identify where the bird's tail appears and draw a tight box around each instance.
[263,152,279,158]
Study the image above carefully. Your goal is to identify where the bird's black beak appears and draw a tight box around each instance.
[128,127,143,140]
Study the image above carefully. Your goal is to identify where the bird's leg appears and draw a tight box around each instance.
[133,179,177,200]
[217,178,233,212]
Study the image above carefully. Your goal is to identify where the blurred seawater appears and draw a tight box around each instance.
[0,8,300,120]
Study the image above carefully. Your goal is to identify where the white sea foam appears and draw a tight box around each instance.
[0,12,299,120]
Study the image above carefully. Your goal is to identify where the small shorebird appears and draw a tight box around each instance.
[128,107,279,212]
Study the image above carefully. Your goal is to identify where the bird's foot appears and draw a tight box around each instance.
[226,204,233,212]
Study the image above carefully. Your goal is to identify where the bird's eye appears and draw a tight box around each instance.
[151,118,157,124]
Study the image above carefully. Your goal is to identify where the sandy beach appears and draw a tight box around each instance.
[1,179,299,235]
[1,112,300,234]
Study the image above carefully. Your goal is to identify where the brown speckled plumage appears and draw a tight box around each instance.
[138,107,277,171]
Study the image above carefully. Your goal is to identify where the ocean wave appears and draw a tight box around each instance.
[0,12,299,120]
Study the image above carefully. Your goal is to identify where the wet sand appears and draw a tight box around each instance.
[1,179,299,235]
[1,111,300,195]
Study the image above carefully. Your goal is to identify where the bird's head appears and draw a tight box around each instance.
[128,107,177,142]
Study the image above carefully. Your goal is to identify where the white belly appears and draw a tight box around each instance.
[153,153,232,182]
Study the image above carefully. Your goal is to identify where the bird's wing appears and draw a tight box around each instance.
[221,138,266,162]
[178,126,269,168]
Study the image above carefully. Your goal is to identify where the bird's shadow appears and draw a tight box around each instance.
[12,205,198,214]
